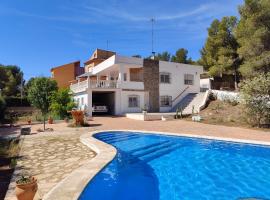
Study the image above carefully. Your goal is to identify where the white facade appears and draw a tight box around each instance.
[70,55,203,116]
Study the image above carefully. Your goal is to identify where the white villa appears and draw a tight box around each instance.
[69,49,204,117]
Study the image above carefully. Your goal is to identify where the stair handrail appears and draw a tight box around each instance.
[172,86,189,103]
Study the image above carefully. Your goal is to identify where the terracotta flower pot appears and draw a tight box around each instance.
[15,177,38,200]
[70,110,84,126]
[64,118,69,123]
[48,117,53,124]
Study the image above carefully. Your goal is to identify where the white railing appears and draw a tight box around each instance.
[70,80,88,93]
[89,80,118,89]
[70,80,119,92]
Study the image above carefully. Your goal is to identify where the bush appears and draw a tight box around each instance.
[50,89,75,119]
[0,96,6,123]
[240,73,270,127]
[5,96,30,107]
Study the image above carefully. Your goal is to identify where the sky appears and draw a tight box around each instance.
[0,0,243,80]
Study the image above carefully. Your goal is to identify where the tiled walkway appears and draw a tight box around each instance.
[4,117,270,200]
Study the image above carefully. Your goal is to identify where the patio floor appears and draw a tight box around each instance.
[3,116,270,200]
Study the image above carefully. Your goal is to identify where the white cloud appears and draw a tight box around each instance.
[0,6,95,24]
[84,3,214,22]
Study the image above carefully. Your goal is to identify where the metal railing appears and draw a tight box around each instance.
[172,86,189,104]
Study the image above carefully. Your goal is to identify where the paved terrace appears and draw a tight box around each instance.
[3,117,270,200]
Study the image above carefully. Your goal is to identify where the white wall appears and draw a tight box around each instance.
[114,90,122,115]
[159,61,203,112]
[73,92,89,111]
[120,91,146,113]
[200,78,212,89]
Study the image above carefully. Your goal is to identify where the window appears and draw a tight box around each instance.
[123,73,127,81]
[130,68,143,82]
[184,74,194,85]
[160,72,171,84]
[160,96,172,107]
[128,95,139,108]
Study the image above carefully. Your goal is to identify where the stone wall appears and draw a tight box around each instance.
[143,59,160,112]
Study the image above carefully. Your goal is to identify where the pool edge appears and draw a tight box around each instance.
[43,129,270,200]
[43,130,117,200]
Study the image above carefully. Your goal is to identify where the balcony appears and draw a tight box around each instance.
[70,80,119,93]
[89,80,118,89]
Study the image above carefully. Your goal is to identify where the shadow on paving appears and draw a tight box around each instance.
[0,136,22,200]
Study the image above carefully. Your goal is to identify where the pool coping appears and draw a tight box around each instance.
[43,129,270,200]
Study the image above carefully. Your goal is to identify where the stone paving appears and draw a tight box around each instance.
[4,127,96,200]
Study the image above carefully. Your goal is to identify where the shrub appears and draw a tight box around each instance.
[240,73,270,127]
[0,96,6,123]
[70,110,85,126]
[5,97,30,107]
[50,89,76,119]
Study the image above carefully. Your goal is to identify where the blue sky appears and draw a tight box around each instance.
[0,0,243,80]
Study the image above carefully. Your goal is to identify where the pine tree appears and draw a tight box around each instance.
[235,0,270,77]
[200,17,239,78]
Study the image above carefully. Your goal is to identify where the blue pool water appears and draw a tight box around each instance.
[79,131,270,200]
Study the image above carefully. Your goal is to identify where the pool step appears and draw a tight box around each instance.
[140,143,182,163]
[128,140,171,154]
[99,134,138,142]
[96,133,136,140]
[100,135,141,144]
[132,142,176,157]
[128,142,181,163]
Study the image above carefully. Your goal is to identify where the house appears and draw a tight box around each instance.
[51,61,84,89]
[70,49,204,117]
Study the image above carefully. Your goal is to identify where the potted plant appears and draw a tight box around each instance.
[48,116,53,124]
[64,117,69,123]
[70,110,84,126]
[27,118,31,125]
[141,104,148,115]
[15,175,38,200]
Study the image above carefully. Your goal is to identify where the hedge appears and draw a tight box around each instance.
[5,97,31,107]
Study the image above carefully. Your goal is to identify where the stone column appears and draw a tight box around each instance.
[143,59,160,112]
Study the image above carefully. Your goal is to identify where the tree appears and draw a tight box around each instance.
[0,95,6,123]
[171,48,189,63]
[50,89,76,119]
[0,64,24,97]
[240,73,270,127]
[200,16,240,87]
[156,51,171,61]
[235,0,270,77]
[27,77,58,130]
[132,55,142,58]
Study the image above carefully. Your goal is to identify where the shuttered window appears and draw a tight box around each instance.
[184,74,194,85]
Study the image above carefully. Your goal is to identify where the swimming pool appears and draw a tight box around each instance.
[79,131,270,200]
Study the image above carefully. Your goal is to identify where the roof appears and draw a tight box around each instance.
[84,48,116,65]
[51,60,80,72]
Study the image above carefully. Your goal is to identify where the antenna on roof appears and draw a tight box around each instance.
[106,40,109,51]
[151,18,155,59]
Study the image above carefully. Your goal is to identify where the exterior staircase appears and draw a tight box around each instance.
[171,92,206,114]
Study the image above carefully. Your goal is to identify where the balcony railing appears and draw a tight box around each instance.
[70,80,118,93]
[89,80,118,89]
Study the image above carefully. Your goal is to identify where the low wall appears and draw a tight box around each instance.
[211,90,240,102]
[126,112,175,121]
